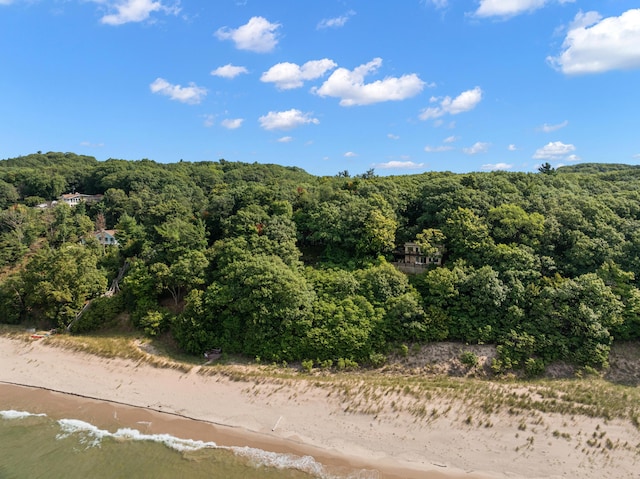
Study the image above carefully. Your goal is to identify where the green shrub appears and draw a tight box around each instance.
[69,295,125,334]
[368,352,386,368]
[524,357,545,377]
[301,359,314,373]
[459,350,479,368]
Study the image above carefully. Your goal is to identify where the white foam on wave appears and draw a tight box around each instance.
[0,409,47,420]
[56,419,218,451]
[232,446,326,476]
[55,417,379,478]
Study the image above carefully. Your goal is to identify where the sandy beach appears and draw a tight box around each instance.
[1,336,638,478]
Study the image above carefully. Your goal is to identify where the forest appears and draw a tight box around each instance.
[1,151,639,375]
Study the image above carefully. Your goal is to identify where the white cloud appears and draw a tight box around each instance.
[566,154,581,162]
[202,114,215,127]
[508,144,518,151]
[149,78,206,104]
[419,86,482,120]
[633,153,640,159]
[313,58,425,106]
[211,64,248,79]
[548,9,640,74]
[259,109,319,130]
[277,136,293,143]
[215,16,280,53]
[99,0,180,26]
[539,120,569,132]
[425,0,448,9]
[317,10,355,29]
[533,141,576,159]
[374,161,425,169]
[482,162,513,171]
[387,133,400,140]
[261,59,337,90]
[80,141,105,148]
[221,118,243,129]
[463,142,491,155]
[0,0,15,5]
[344,151,358,158]
[443,135,458,143]
[424,145,454,153]
[474,0,574,19]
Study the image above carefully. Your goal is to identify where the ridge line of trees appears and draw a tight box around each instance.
[0,152,639,373]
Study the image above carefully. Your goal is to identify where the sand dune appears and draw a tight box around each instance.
[1,336,638,478]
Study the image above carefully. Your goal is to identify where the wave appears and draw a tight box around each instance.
[56,418,362,478]
[0,410,47,420]
[3,410,379,479]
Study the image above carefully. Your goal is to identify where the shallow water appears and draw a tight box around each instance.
[0,409,328,479]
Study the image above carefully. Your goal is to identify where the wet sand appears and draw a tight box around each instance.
[2,336,639,478]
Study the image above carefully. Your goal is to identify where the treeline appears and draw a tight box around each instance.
[1,152,639,374]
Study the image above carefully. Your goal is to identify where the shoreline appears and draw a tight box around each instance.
[0,382,470,479]
[1,336,639,478]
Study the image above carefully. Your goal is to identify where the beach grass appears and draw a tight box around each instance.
[5,327,640,431]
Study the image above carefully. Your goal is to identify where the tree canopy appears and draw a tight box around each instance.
[2,152,640,373]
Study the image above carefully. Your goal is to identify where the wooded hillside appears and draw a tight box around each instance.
[1,152,639,374]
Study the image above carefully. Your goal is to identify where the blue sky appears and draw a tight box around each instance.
[1,0,639,176]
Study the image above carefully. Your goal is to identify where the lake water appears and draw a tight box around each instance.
[0,410,334,479]
[0,385,381,479]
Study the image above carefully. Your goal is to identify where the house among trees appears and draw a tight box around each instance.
[93,229,119,246]
[394,242,442,274]
[60,193,103,207]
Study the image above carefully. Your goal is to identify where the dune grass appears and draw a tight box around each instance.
[4,326,639,431]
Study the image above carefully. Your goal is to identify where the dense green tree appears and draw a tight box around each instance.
[442,207,494,265]
[208,255,315,361]
[0,180,19,209]
[20,245,107,328]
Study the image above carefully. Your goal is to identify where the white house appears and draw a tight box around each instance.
[93,229,119,246]
[59,193,103,206]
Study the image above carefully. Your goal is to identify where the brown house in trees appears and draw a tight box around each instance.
[394,242,442,274]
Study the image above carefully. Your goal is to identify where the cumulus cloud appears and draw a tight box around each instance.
[419,86,483,120]
[533,141,576,159]
[277,136,293,143]
[211,64,248,79]
[98,0,180,26]
[387,133,400,140]
[313,58,425,106]
[539,120,568,132]
[482,162,513,171]
[149,78,206,104]
[463,142,491,155]
[259,109,319,130]
[317,10,355,29]
[443,135,458,143]
[261,59,337,90]
[474,0,574,19]
[215,16,280,53]
[424,145,454,153]
[344,151,358,158]
[508,144,518,151]
[548,9,640,74]
[374,160,425,169]
[221,118,243,129]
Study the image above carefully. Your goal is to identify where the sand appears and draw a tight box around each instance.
[1,336,639,478]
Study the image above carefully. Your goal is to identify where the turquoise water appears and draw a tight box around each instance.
[0,410,345,479]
